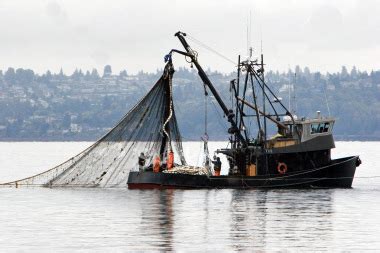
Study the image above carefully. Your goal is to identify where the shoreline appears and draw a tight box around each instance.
[0,136,379,142]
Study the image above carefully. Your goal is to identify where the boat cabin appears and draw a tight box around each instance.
[282,116,335,142]
[265,113,335,149]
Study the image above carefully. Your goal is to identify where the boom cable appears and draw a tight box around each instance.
[187,35,236,65]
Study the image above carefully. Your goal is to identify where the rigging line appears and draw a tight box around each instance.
[355,176,380,179]
[253,69,292,119]
[204,89,208,136]
[209,96,229,130]
[294,72,298,114]
[239,70,250,138]
[263,76,280,97]
[201,74,231,112]
[251,71,279,118]
[187,35,236,65]
[193,74,227,132]
[249,73,263,139]
[196,141,203,166]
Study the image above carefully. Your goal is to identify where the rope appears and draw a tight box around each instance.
[210,97,228,129]
[162,67,174,151]
[204,87,208,135]
[187,35,236,65]
[202,88,211,173]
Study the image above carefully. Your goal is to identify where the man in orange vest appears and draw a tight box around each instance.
[153,155,161,173]
[212,156,222,176]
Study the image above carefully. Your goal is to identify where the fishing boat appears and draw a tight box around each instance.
[127,31,361,189]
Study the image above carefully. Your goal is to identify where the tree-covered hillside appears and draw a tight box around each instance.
[0,65,378,141]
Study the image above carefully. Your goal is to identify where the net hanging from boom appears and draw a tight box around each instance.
[1,61,186,188]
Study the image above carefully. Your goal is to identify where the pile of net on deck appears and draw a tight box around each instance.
[163,166,209,176]
[1,62,188,187]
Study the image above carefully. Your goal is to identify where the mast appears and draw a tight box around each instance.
[261,53,269,173]
[235,55,241,148]
[261,53,267,142]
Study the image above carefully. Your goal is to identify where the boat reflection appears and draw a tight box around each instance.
[138,189,176,251]
[227,189,334,251]
[135,189,334,251]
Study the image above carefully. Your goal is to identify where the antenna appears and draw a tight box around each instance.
[249,10,252,52]
[288,81,291,113]
[260,22,263,55]
[246,10,253,58]
[294,72,297,114]
[288,65,291,113]
[246,16,249,56]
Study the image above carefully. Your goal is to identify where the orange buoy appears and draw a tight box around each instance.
[167,151,174,170]
[277,162,287,174]
[153,156,161,173]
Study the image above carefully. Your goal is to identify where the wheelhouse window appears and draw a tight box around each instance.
[311,122,330,134]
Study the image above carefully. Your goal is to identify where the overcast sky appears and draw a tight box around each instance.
[0,0,379,75]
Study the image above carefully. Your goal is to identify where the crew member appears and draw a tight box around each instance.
[153,155,161,173]
[212,156,222,176]
[167,150,174,170]
[138,152,146,172]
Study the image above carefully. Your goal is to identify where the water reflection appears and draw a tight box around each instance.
[139,190,176,251]
[229,190,268,251]
[134,189,335,251]
[2,187,380,251]
[228,189,334,251]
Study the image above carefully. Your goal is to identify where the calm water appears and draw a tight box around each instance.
[0,142,379,252]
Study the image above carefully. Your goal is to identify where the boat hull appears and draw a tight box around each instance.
[127,156,359,189]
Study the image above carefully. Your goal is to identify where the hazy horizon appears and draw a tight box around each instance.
[0,64,373,77]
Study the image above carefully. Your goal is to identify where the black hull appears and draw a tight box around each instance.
[127,156,359,189]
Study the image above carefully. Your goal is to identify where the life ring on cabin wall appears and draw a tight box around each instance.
[277,162,287,174]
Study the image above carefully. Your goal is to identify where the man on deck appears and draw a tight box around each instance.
[138,152,147,172]
[212,156,222,176]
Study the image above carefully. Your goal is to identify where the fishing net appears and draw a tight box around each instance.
[163,166,209,176]
[1,61,186,188]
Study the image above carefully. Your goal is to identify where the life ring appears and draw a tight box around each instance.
[277,162,287,174]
